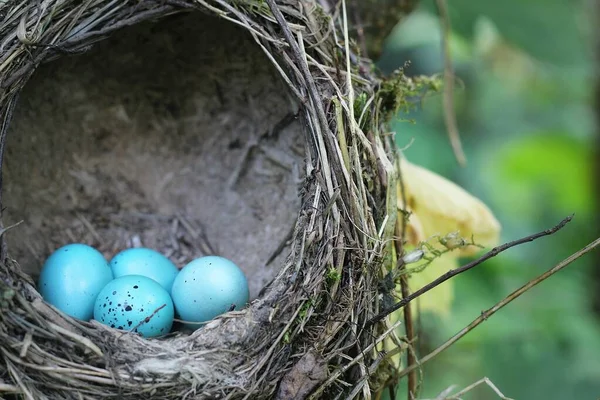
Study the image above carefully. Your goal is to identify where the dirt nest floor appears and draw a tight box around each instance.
[3,12,304,300]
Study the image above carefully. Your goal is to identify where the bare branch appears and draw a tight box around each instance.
[366,215,574,327]
[396,234,600,380]
[436,0,467,166]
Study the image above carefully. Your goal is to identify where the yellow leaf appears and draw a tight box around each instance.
[382,253,458,368]
[402,205,426,246]
[405,252,458,319]
[381,157,501,369]
[397,157,501,255]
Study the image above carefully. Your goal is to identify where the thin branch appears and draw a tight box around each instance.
[397,156,409,250]
[265,0,343,195]
[447,377,514,400]
[394,220,417,399]
[396,234,600,380]
[120,304,166,338]
[436,0,466,166]
[0,220,23,237]
[366,215,574,327]
[400,272,417,399]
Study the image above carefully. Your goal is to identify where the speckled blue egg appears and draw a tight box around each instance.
[93,275,174,338]
[38,243,113,321]
[109,248,179,292]
[171,256,249,326]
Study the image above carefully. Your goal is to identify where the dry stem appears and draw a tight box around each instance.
[436,0,466,166]
[367,215,574,327]
[395,233,600,380]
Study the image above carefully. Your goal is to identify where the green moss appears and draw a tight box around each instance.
[326,267,341,284]
[377,69,442,118]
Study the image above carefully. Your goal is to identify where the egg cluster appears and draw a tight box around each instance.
[38,244,250,338]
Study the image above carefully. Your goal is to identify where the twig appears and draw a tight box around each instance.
[176,214,215,255]
[396,156,408,247]
[120,304,166,338]
[5,359,34,400]
[18,332,32,358]
[341,0,356,142]
[447,377,514,400]
[242,303,306,399]
[433,385,457,400]
[436,0,466,166]
[48,322,103,357]
[0,383,21,394]
[395,234,600,380]
[309,318,405,400]
[366,215,574,327]
[401,273,417,399]
[0,220,23,237]
[394,152,416,397]
[227,138,257,189]
[77,213,102,243]
[266,0,342,211]
[394,220,417,399]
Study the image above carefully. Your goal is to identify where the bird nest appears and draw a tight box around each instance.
[0,1,417,398]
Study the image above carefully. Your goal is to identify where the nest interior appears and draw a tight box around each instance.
[4,12,304,300]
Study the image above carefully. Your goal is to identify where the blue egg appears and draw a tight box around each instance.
[171,256,249,327]
[93,275,174,338]
[38,243,113,321]
[109,248,178,292]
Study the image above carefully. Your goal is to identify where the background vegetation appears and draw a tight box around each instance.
[377,0,599,398]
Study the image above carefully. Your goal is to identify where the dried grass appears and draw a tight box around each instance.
[0,0,415,398]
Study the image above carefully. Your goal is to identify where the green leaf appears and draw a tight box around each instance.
[483,133,593,220]
[420,0,591,67]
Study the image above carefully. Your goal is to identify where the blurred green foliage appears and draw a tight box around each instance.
[377,0,600,399]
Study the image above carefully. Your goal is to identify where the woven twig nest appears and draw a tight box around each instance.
[0,1,414,398]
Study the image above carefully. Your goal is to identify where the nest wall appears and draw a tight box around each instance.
[0,1,403,398]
